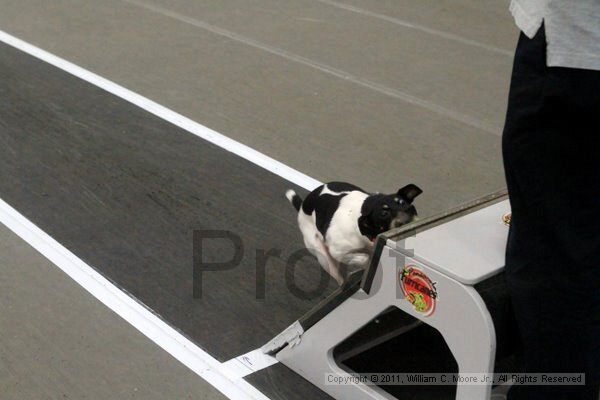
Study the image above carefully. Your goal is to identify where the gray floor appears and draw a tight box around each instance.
[0,0,517,217]
[0,224,226,400]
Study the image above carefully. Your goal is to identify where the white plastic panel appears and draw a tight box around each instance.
[397,200,510,284]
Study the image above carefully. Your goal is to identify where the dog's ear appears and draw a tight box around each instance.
[397,184,422,203]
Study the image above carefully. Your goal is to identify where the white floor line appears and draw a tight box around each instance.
[223,349,279,380]
[118,0,501,136]
[313,0,513,57]
[0,197,271,400]
[0,29,322,193]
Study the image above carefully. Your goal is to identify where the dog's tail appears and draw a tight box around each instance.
[285,189,303,212]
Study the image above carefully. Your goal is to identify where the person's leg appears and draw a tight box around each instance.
[503,26,600,400]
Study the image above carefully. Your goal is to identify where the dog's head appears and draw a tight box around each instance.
[358,184,423,240]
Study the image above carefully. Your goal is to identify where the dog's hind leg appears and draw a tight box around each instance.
[303,235,344,285]
[298,213,344,285]
[312,238,344,285]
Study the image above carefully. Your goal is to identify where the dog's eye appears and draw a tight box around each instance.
[380,209,390,218]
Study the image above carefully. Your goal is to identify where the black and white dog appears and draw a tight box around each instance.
[286,182,422,285]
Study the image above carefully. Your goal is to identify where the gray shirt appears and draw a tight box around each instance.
[510,0,600,70]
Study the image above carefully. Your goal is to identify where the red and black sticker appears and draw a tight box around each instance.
[399,266,437,316]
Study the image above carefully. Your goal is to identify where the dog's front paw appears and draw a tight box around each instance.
[344,253,371,267]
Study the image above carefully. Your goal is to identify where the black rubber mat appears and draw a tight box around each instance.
[0,43,337,398]
[248,363,334,400]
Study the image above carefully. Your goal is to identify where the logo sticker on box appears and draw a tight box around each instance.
[399,266,438,316]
